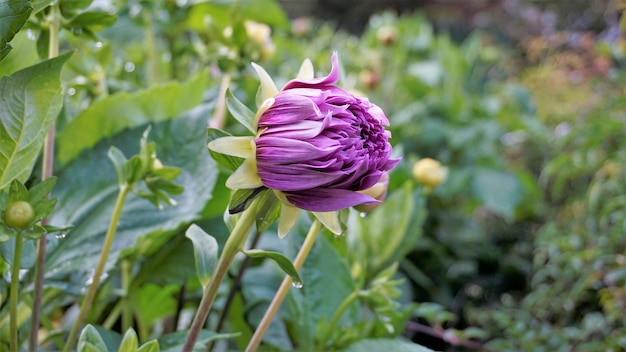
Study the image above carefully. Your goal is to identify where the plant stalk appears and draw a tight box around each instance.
[182,199,260,352]
[245,220,322,352]
[30,4,62,351]
[317,290,360,350]
[209,72,232,129]
[63,184,131,352]
[10,232,24,352]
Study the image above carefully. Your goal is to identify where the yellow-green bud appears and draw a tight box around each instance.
[412,158,448,188]
[376,25,398,46]
[4,200,35,229]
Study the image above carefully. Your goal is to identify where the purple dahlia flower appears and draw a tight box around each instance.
[254,53,399,212]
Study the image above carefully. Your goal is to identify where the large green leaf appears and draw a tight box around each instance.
[0,0,32,61]
[44,104,218,293]
[56,72,209,166]
[0,52,71,190]
[342,338,434,352]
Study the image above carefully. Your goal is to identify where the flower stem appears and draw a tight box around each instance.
[10,232,24,352]
[63,184,131,352]
[121,259,132,333]
[209,72,232,129]
[245,219,322,352]
[30,4,62,351]
[182,199,260,352]
[317,290,360,350]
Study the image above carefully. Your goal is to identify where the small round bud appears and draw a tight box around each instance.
[4,200,35,229]
[412,158,448,188]
[376,25,398,46]
[152,158,163,170]
[359,69,381,89]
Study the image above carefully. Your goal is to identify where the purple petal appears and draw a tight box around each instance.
[258,94,322,126]
[285,188,378,212]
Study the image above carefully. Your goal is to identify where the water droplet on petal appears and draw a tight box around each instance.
[291,281,303,288]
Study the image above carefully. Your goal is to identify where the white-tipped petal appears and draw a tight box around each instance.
[208,136,255,158]
[296,59,314,80]
[251,62,279,102]
[254,97,275,128]
[278,204,300,239]
[225,157,263,189]
[313,211,341,235]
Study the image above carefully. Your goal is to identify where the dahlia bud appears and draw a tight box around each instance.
[376,25,397,46]
[244,21,276,60]
[4,200,35,229]
[254,53,399,211]
[412,158,448,188]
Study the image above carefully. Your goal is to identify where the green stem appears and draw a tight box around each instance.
[30,4,62,352]
[245,220,322,352]
[10,232,24,352]
[182,199,260,352]
[209,72,232,129]
[63,184,131,352]
[317,290,360,350]
[144,14,160,86]
[121,260,132,333]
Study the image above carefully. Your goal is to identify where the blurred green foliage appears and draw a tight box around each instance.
[0,0,625,351]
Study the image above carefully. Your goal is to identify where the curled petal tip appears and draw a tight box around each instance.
[251,62,279,102]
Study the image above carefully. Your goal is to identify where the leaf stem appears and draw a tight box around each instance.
[63,184,131,352]
[10,232,24,352]
[121,259,132,333]
[245,219,322,352]
[209,72,232,129]
[317,290,360,350]
[182,199,260,352]
[30,3,62,351]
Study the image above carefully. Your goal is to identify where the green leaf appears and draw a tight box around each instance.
[185,224,218,287]
[31,0,54,14]
[342,338,434,352]
[118,329,139,352]
[243,249,302,286]
[27,177,57,204]
[78,325,108,352]
[66,11,117,32]
[60,0,92,15]
[0,236,35,268]
[44,104,218,293]
[0,0,33,62]
[158,330,239,352]
[137,340,160,352]
[0,52,72,189]
[225,89,256,133]
[57,71,209,166]
[108,147,128,186]
[472,168,521,220]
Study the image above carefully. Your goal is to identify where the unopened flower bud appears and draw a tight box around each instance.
[245,21,275,60]
[152,158,163,170]
[412,158,447,188]
[359,69,381,89]
[4,200,35,229]
[377,25,397,46]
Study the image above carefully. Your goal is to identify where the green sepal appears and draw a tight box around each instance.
[207,128,245,172]
[225,89,256,133]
